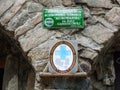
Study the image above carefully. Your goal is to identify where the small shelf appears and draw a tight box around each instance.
[40,72,87,78]
[39,64,87,78]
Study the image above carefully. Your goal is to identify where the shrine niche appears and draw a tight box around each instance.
[39,40,89,90]
[40,40,87,76]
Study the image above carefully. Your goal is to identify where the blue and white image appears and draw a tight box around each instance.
[53,44,73,71]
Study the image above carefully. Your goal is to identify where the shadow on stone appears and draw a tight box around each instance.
[41,77,90,90]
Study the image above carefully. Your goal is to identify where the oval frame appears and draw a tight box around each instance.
[50,41,76,73]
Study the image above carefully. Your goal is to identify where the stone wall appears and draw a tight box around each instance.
[0,0,120,90]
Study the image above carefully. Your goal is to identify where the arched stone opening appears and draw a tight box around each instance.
[112,31,120,90]
[93,30,120,90]
[0,25,35,90]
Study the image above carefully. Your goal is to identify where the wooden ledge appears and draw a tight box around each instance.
[39,64,87,78]
[39,72,87,78]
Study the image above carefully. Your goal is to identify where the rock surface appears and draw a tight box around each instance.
[18,24,55,52]
[38,0,63,7]
[15,12,42,38]
[28,41,49,61]
[0,0,14,17]
[28,2,44,13]
[80,48,98,60]
[0,0,27,25]
[63,0,73,6]
[74,0,113,8]
[7,10,29,31]
[82,24,114,44]
[75,34,103,51]
[105,7,120,26]
[95,17,118,32]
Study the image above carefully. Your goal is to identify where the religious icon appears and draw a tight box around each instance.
[49,41,78,74]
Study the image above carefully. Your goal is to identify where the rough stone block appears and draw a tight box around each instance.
[15,12,42,38]
[0,0,14,17]
[82,24,114,44]
[27,2,44,13]
[74,0,113,8]
[75,34,103,51]
[18,24,55,52]
[80,48,98,60]
[32,60,48,72]
[63,0,72,6]
[7,10,29,31]
[0,0,27,25]
[95,17,118,32]
[91,8,106,15]
[83,6,91,18]
[28,40,49,61]
[105,7,120,26]
[38,0,63,7]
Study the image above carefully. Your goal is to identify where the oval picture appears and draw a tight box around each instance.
[50,41,76,73]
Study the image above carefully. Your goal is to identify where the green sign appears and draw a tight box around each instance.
[43,9,84,28]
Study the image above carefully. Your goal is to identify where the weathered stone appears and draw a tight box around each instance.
[7,75,18,90]
[96,17,118,32]
[82,24,114,44]
[0,0,14,17]
[0,0,27,25]
[83,6,91,18]
[86,16,98,25]
[105,7,120,26]
[74,0,113,8]
[117,0,120,4]
[80,48,98,60]
[38,0,63,7]
[92,81,114,90]
[28,2,44,13]
[75,34,103,51]
[63,0,72,6]
[59,28,79,36]
[91,8,106,15]
[18,24,55,52]
[41,77,90,89]
[93,82,106,90]
[87,16,118,32]
[15,12,42,38]
[54,31,64,38]
[76,34,103,51]
[31,59,48,72]
[28,41,50,61]
[3,55,19,90]
[7,10,29,31]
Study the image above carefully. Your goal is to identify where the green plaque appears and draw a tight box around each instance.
[43,9,84,28]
